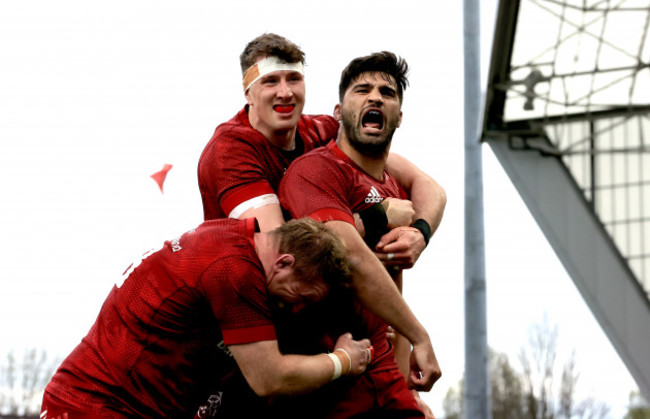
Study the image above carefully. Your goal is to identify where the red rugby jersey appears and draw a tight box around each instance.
[45,218,275,417]
[278,141,408,370]
[279,141,408,225]
[198,106,338,220]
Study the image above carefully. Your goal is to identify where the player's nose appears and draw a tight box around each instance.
[277,79,293,98]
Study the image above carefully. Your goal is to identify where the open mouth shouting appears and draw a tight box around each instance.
[274,104,296,114]
[361,109,384,133]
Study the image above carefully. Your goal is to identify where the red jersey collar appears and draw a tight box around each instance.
[326,141,390,184]
[244,217,258,248]
[326,140,350,161]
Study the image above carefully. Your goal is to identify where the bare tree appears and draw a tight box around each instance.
[442,381,463,419]
[491,350,524,419]
[0,349,58,416]
[442,317,610,419]
[519,316,558,419]
[624,391,650,419]
[443,349,526,419]
[558,350,578,418]
[518,317,610,419]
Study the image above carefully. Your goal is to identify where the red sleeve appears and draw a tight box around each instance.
[300,114,339,148]
[200,257,276,345]
[279,153,355,225]
[198,124,276,219]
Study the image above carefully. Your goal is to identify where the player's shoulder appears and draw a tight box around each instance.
[292,143,331,163]
[214,123,259,145]
[191,220,258,266]
[194,218,254,241]
[207,108,266,147]
[298,113,338,142]
[301,113,337,126]
[201,123,267,169]
[285,143,341,180]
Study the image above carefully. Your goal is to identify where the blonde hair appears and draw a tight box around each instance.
[271,218,352,292]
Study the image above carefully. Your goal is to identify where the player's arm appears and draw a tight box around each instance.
[385,152,446,235]
[380,153,447,268]
[388,274,435,418]
[229,333,371,396]
[390,271,412,377]
[235,190,413,235]
[354,197,416,239]
[325,220,441,391]
[238,203,285,232]
[200,132,287,232]
[413,392,436,419]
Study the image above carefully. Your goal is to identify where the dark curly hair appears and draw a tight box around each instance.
[338,51,409,103]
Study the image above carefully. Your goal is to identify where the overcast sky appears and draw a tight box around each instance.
[0,0,639,416]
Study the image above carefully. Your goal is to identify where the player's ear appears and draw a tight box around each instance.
[275,254,296,269]
[333,104,342,122]
[245,89,253,106]
[397,110,402,128]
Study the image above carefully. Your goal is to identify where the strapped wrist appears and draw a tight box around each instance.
[411,219,432,246]
[359,203,388,232]
[334,348,352,375]
[359,203,388,248]
[327,353,342,381]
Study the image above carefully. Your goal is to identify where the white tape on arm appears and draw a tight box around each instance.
[327,353,343,381]
[228,194,280,219]
[335,348,352,375]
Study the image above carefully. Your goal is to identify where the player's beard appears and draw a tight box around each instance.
[341,107,398,157]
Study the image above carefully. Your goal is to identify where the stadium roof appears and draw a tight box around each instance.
[482,0,650,399]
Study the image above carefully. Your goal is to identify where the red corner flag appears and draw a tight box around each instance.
[151,164,173,193]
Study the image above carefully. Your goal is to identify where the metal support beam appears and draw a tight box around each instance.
[486,136,650,400]
[464,0,491,417]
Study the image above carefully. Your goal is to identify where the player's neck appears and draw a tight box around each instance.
[337,137,389,181]
[249,115,297,150]
[266,128,297,151]
[253,233,276,281]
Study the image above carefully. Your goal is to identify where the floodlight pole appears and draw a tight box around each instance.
[463,0,491,418]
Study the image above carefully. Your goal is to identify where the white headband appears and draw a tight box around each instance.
[242,56,304,92]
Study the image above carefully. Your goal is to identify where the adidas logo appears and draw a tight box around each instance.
[364,187,384,204]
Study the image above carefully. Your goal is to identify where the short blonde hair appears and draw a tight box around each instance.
[271,218,352,292]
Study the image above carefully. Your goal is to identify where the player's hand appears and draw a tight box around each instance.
[408,340,441,391]
[413,391,436,419]
[333,333,373,376]
[381,197,415,228]
[375,227,426,269]
[385,325,397,344]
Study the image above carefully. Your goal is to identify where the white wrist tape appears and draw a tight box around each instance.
[335,348,352,374]
[327,353,342,381]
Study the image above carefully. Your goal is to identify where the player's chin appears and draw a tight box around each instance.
[273,117,300,130]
